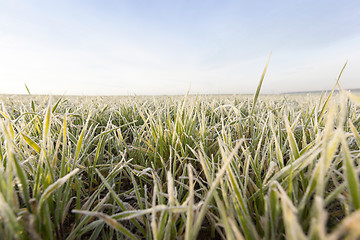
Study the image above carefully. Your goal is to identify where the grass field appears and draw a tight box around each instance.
[1,84,360,239]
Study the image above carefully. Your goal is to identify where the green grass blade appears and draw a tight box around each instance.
[43,103,51,143]
[341,132,360,209]
[72,210,140,240]
[191,140,242,239]
[252,52,271,114]
[284,115,300,160]
[38,168,80,213]
[318,61,347,121]
[25,83,31,95]
[20,131,41,154]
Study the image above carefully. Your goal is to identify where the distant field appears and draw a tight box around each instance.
[0,91,360,239]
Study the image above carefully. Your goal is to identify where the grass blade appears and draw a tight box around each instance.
[252,52,271,114]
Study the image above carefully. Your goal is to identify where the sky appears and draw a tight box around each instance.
[0,0,360,95]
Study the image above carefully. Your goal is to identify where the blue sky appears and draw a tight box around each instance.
[0,0,359,95]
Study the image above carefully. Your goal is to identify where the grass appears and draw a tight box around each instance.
[0,75,360,238]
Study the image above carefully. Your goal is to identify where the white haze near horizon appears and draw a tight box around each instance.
[0,0,360,96]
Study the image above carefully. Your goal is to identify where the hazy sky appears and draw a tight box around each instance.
[1,0,359,95]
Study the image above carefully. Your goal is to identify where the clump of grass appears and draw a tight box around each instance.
[0,69,360,239]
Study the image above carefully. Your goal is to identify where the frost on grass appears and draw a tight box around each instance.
[0,91,359,239]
